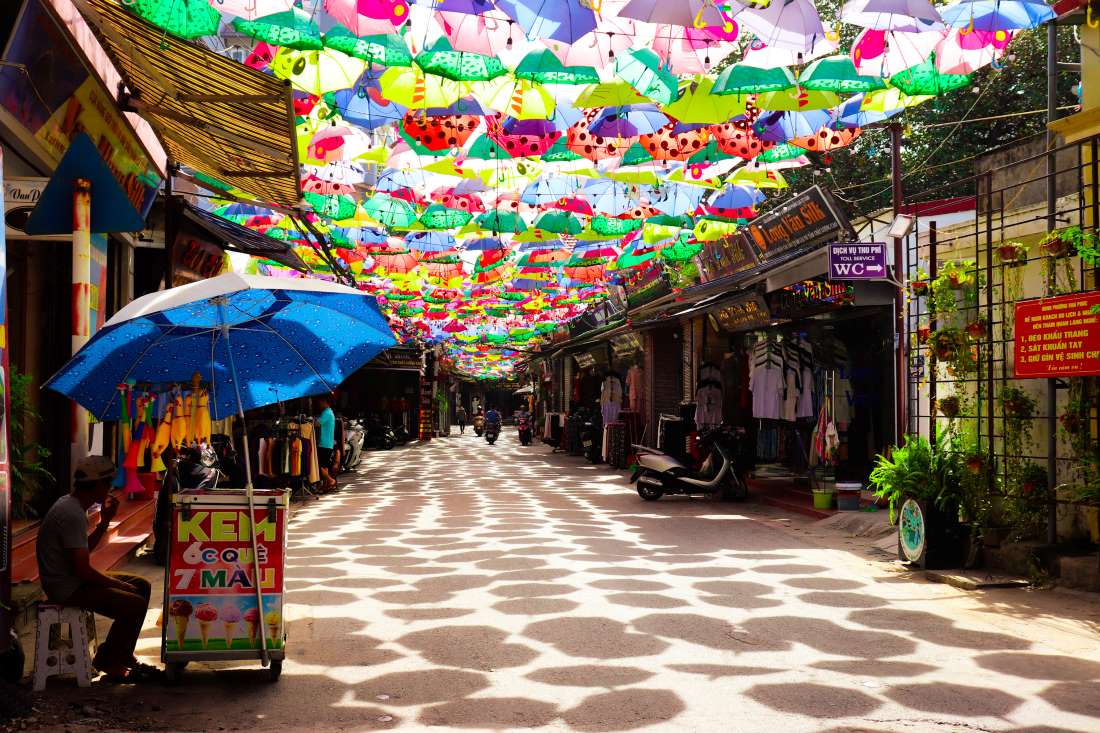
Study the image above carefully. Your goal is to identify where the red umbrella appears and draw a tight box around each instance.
[617,205,661,220]
[372,251,420,273]
[791,126,862,152]
[431,187,486,213]
[402,111,482,151]
[566,108,636,161]
[638,121,711,161]
[302,174,357,196]
[548,195,593,215]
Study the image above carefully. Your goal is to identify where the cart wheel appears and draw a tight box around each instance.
[165,662,186,685]
[268,659,283,682]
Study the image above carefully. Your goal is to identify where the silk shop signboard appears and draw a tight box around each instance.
[741,185,851,260]
[712,291,772,332]
[695,233,758,283]
[1014,292,1100,378]
[624,265,671,309]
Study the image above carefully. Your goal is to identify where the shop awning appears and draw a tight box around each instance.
[178,202,309,273]
[73,0,301,208]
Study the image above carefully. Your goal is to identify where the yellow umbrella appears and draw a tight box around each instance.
[728,167,789,189]
[665,167,723,189]
[862,87,933,112]
[474,77,556,120]
[607,168,661,185]
[661,77,750,124]
[422,157,481,179]
[271,48,365,96]
[379,66,466,109]
[756,88,841,111]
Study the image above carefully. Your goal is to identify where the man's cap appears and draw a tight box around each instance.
[74,455,116,483]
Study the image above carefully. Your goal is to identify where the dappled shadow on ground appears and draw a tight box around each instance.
[64,435,1100,732]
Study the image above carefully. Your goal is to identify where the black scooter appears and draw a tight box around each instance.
[364,416,397,450]
[630,426,749,502]
[485,421,500,445]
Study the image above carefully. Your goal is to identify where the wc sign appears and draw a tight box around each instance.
[828,242,888,280]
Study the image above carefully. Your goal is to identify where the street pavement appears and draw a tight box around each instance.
[79,430,1100,731]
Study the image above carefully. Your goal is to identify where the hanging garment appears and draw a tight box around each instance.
[625,365,644,413]
[749,342,784,420]
[694,382,723,428]
[600,374,623,424]
[783,369,798,422]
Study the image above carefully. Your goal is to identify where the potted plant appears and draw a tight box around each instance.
[996,241,1028,265]
[1000,386,1037,420]
[938,259,976,290]
[909,268,930,297]
[928,327,976,374]
[917,321,933,345]
[965,318,988,341]
[937,395,961,419]
[1039,229,1075,258]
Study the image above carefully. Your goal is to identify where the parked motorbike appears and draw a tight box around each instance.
[342,417,365,470]
[364,416,397,450]
[473,414,486,436]
[485,421,500,445]
[517,415,532,446]
[630,426,749,502]
[392,424,411,445]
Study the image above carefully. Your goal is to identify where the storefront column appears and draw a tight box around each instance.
[70,179,91,473]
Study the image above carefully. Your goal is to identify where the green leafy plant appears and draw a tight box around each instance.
[1039,228,1080,294]
[870,432,964,523]
[1005,462,1051,540]
[995,241,1029,264]
[937,395,961,418]
[909,268,930,298]
[10,370,55,518]
[929,327,977,375]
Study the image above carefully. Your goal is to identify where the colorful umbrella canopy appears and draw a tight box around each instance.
[514,49,600,85]
[496,0,598,44]
[939,0,1054,32]
[840,0,945,31]
[125,0,221,39]
[232,8,324,50]
[415,37,508,81]
[322,27,414,66]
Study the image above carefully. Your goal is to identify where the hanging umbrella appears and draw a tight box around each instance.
[590,105,670,137]
[800,55,886,93]
[850,28,943,77]
[618,0,726,27]
[124,0,221,39]
[756,88,842,111]
[710,119,775,160]
[364,193,419,227]
[741,36,839,68]
[790,125,862,152]
[713,64,797,95]
[329,84,408,130]
[888,54,972,95]
[514,49,599,85]
[638,121,711,161]
[322,27,414,66]
[485,116,562,157]
[463,236,506,251]
[495,0,598,44]
[232,8,324,50]
[734,0,827,54]
[406,231,458,252]
[475,77,557,120]
[420,203,474,229]
[522,175,580,205]
[434,9,517,56]
[652,25,739,75]
[215,0,296,20]
[938,0,1054,32]
[662,77,748,124]
[834,92,906,128]
[372,249,420,273]
[754,109,835,142]
[401,110,481,151]
[614,49,678,105]
[271,48,366,96]
[548,195,594,216]
[540,137,584,162]
[325,0,411,35]
[308,124,375,163]
[534,210,582,235]
[840,0,945,31]
[935,28,1013,74]
[478,208,528,233]
[414,37,508,81]
[704,184,765,218]
[379,66,466,108]
[650,183,705,216]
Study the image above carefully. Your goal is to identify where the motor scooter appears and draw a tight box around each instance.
[342,417,365,470]
[517,415,532,445]
[630,426,749,502]
[473,414,486,437]
[485,420,500,445]
[364,415,397,450]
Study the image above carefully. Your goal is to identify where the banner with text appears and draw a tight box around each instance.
[1014,293,1100,378]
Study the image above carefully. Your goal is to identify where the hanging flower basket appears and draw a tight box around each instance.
[1001,387,1036,420]
[1059,412,1084,435]
[965,454,986,475]
[937,395,961,418]
[965,319,988,341]
[996,242,1028,265]
[910,280,930,296]
[917,324,932,344]
[1039,232,1074,258]
[930,331,959,361]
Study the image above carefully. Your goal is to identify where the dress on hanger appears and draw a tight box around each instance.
[600,374,623,424]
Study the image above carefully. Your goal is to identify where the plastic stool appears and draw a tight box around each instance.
[32,604,98,691]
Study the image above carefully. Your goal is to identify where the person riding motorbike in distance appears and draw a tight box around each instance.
[485,406,501,427]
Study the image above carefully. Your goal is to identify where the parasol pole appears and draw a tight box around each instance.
[215,297,269,667]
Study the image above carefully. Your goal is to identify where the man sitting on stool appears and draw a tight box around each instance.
[36,455,160,683]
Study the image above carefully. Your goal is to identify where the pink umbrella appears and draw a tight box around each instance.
[741,36,837,68]
[435,10,517,56]
[309,126,373,162]
[215,0,296,21]
[935,28,1012,74]
[302,174,358,196]
[543,0,643,69]
[548,195,593,216]
[652,25,739,75]
[851,28,943,77]
[324,0,410,35]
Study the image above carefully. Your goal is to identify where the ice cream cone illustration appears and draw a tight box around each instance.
[168,599,193,650]
[195,603,218,650]
[220,603,242,650]
[244,607,261,646]
[265,610,282,648]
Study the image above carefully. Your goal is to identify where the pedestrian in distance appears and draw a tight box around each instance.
[36,455,160,683]
[456,404,468,434]
[316,393,338,491]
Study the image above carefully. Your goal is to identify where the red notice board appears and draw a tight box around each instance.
[1014,292,1100,378]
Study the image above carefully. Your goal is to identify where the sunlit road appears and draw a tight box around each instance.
[117,430,1100,732]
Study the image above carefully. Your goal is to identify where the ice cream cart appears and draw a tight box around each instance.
[162,487,289,683]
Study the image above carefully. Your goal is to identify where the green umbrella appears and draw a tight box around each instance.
[420,204,473,229]
[662,76,748,124]
[304,192,357,220]
[647,213,693,228]
[125,0,220,39]
[614,49,677,106]
[415,37,507,82]
[592,216,642,236]
[621,142,655,167]
[575,80,649,108]
[540,137,583,162]
[323,26,412,66]
[534,210,582,235]
[660,238,702,262]
[617,247,656,268]
[232,8,323,51]
[364,194,417,228]
[515,49,599,85]
[477,209,527,233]
[687,138,734,165]
[760,143,804,163]
[712,64,796,95]
[888,55,972,96]
[467,134,513,160]
[800,55,885,94]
